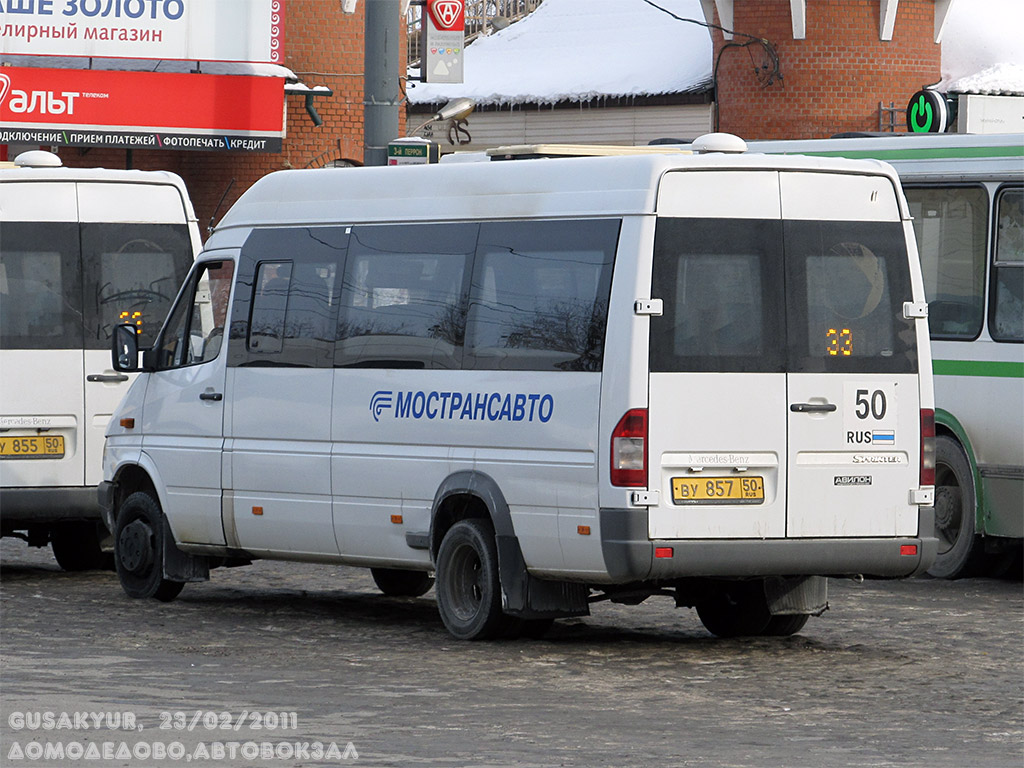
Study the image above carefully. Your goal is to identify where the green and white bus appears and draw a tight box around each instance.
[752,133,1023,578]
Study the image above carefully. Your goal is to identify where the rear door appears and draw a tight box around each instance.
[781,172,922,537]
[79,182,193,487]
[0,183,84,489]
[647,169,921,541]
[647,171,788,539]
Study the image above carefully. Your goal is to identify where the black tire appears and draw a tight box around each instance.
[435,518,505,640]
[371,567,434,597]
[114,492,184,602]
[51,521,110,572]
[928,435,984,579]
[761,614,810,637]
[696,580,772,638]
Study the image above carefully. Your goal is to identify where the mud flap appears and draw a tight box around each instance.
[496,534,590,619]
[765,575,828,616]
[162,517,210,583]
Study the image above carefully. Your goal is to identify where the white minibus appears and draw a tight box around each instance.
[0,151,199,570]
[101,134,937,639]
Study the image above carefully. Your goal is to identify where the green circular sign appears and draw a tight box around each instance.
[906,90,948,133]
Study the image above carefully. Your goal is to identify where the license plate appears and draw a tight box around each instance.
[0,435,65,459]
[672,476,764,504]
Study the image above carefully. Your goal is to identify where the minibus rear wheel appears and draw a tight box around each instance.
[114,492,185,602]
[435,518,505,640]
[695,580,772,638]
[371,568,434,597]
[50,521,111,572]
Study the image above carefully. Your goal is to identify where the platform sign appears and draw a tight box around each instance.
[388,138,439,165]
[423,0,464,84]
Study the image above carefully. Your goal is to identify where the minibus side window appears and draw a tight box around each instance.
[903,186,987,340]
[0,223,82,350]
[336,223,476,370]
[990,187,1023,343]
[650,218,784,373]
[785,221,917,373]
[81,222,192,348]
[232,227,347,368]
[464,219,618,372]
[156,261,233,369]
[248,261,294,355]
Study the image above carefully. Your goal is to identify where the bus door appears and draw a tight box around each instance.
[647,170,923,541]
[781,172,923,538]
[647,171,788,540]
[0,183,83,488]
[79,183,194,488]
[140,259,233,546]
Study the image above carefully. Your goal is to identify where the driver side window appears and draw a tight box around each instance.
[157,261,234,369]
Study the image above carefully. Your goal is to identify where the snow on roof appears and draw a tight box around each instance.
[938,0,1024,95]
[406,0,712,106]
[946,63,1024,96]
[409,0,1024,106]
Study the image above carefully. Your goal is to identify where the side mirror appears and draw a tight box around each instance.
[112,324,142,372]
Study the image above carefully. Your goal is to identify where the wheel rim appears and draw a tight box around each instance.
[447,542,485,622]
[118,518,155,575]
[934,464,963,555]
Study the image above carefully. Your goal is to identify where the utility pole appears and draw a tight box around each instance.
[363,0,402,166]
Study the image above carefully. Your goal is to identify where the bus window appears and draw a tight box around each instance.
[650,218,783,373]
[786,221,917,374]
[82,223,192,348]
[249,261,293,355]
[0,224,82,350]
[991,187,1023,343]
[336,223,475,370]
[904,187,987,340]
[466,219,618,372]
[157,261,234,369]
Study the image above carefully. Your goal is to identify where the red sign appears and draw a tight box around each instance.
[0,67,284,152]
[427,0,464,31]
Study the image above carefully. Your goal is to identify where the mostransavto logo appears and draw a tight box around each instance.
[370,390,553,423]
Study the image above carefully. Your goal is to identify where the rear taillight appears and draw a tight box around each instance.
[920,408,935,486]
[611,409,647,487]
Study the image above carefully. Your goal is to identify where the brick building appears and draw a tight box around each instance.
[703,0,946,138]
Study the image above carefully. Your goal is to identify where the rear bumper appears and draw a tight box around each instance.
[600,507,938,581]
[0,487,102,527]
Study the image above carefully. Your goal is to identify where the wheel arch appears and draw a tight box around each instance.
[429,470,512,564]
[429,471,590,620]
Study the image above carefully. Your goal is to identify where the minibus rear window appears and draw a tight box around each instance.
[0,223,82,350]
[650,218,785,373]
[650,218,917,374]
[785,221,917,374]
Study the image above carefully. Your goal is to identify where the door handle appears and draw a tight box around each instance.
[790,402,837,413]
[87,373,130,383]
[199,392,223,402]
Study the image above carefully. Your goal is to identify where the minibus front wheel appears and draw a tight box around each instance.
[435,518,505,640]
[114,491,185,603]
